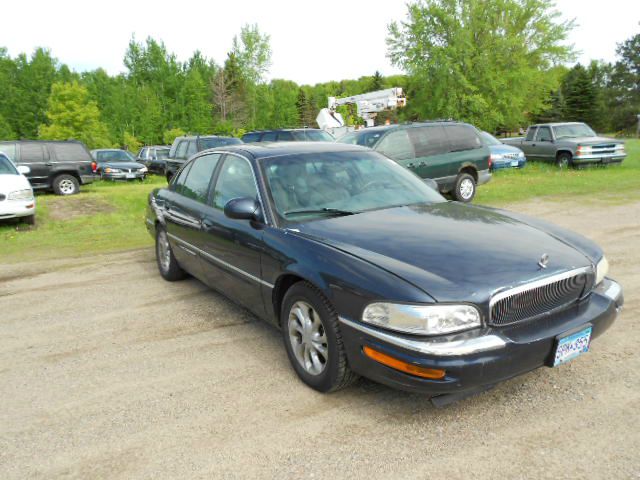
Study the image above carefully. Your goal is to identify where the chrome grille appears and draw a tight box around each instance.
[489,268,593,327]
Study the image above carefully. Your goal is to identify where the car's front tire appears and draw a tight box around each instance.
[22,214,36,226]
[52,174,79,195]
[155,226,186,281]
[453,173,476,202]
[281,282,358,392]
[556,152,572,169]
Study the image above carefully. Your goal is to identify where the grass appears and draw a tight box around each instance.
[1,139,638,263]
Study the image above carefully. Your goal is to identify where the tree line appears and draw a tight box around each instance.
[0,1,638,151]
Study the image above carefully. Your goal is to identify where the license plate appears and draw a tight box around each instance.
[553,326,592,367]
[126,173,136,179]
[510,160,519,167]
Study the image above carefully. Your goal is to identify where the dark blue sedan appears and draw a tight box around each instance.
[481,131,527,170]
[145,143,622,405]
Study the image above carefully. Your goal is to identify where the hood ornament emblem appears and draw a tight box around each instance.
[538,253,549,269]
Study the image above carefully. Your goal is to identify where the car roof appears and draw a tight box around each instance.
[177,135,236,140]
[244,128,325,134]
[202,141,371,160]
[91,148,128,153]
[532,122,587,127]
[348,121,473,136]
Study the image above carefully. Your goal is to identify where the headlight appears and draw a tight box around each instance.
[595,256,609,286]
[105,167,121,173]
[518,151,525,158]
[576,146,592,156]
[615,144,625,151]
[139,167,148,173]
[8,189,34,201]
[362,303,481,336]
[490,153,503,161]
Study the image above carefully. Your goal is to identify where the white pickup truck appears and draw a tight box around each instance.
[503,122,626,168]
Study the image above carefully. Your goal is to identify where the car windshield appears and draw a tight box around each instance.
[337,130,385,147]
[0,155,18,175]
[156,149,169,159]
[98,150,135,162]
[554,124,596,139]
[481,131,502,146]
[262,151,445,223]
[291,130,334,142]
[200,137,243,149]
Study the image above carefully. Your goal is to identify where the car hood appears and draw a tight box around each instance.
[100,161,145,169]
[490,144,524,157]
[559,136,622,145]
[0,174,31,194]
[290,202,593,303]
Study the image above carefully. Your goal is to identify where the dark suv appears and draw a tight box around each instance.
[136,145,170,175]
[0,140,96,195]
[241,129,334,143]
[165,135,242,181]
[337,122,491,202]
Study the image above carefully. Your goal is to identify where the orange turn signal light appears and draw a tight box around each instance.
[363,346,446,380]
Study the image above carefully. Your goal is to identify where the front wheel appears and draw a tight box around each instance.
[556,152,572,169]
[155,227,186,281]
[453,173,476,202]
[22,214,36,226]
[52,174,79,195]
[281,282,358,393]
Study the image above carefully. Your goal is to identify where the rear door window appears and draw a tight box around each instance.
[408,126,449,156]
[242,133,260,143]
[261,132,277,142]
[21,143,47,163]
[376,130,415,161]
[171,162,193,194]
[445,125,482,152]
[186,140,198,157]
[50,143,90,162]
[277,131,294,141]
[180,154,222,203]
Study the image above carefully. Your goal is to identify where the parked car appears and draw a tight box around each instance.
[0,140,96,195]
[165,135,242,182]
[480,131,526,170]
[91,149,148,181]
[502,122,626,168]
[337,121,491,202]
[136,146,170,175]
[0,152,35,225]
[145,142,622,405]
[241,128,334,143]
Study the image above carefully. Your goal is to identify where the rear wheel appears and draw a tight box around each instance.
[52,174,79,195]
[453,173,476,202]
[281,282,358,392]
[556,152,572,169]
[155,226,186,281]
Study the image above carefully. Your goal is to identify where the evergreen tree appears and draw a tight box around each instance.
[562,64,597,125]
[370,71,384,91]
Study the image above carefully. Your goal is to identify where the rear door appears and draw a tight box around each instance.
[49,142,94,181]
[18,142,50,187]
[198,153,266,317]
[443,124,487,172]
[406,125,451,179]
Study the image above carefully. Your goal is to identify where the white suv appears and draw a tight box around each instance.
[0,153,36,225]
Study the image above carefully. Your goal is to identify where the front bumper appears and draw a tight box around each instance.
[0,198,36,220]
[81,174,97,185]
[101,171,146,180]
[492,159,526,170]
[339,278,623,395]
[573,153,626,164]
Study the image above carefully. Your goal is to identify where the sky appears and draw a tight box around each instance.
[1,0,638,85]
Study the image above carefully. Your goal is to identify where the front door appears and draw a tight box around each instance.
[533,126,556,162]
[197,154,266,317]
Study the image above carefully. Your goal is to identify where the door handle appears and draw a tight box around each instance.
[45,162,52,166]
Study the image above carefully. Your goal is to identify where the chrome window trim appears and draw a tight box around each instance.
[166,232,274,289]
[488,266,593,322]
[339,316,506,356]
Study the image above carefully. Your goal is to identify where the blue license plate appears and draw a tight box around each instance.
[553,326,592,367]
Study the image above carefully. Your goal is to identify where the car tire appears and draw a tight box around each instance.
[155,226,186,281]
[52,174,79,195]
[281,282,358,393]
[556,152,572,169]
[453,173,476,203]
[23,214,36,226]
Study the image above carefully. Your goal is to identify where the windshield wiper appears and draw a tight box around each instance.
[283,208,357,217]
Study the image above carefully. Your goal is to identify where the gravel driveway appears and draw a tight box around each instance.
[1,199,638,479]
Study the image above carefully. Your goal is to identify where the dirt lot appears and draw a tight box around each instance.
[1,198,639,479]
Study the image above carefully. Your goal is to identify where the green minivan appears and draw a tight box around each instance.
[337,121,491,202]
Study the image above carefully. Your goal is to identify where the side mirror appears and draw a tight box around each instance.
[17,165,31,175]
[224,197,260,221]
[423,178,439,191]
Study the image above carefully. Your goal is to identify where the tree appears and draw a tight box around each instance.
[39,81,112,148]
[387,0,575,131]
[562,64,597,125]
[163,127,185,145]
[608,31,640,132]
[370,71,384,91]
[231,24,272,85]
[296,88,316,127]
